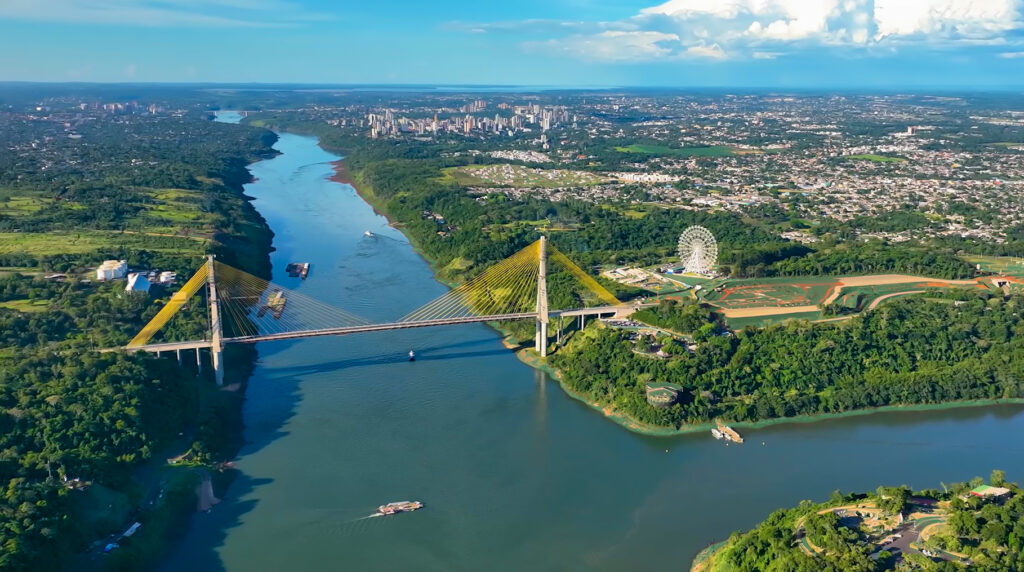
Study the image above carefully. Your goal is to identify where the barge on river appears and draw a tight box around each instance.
[285,262,310,279]
[377,501,423,515]
[714,420,743,444]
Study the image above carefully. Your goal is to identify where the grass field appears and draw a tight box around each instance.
[614,144,735,157]
[0,231,208,256]
[0,299,50,313]
[701,273,990,329]
[443,164,605,188]
[724,310,825,330]
[701,276,839,309]
[845,154,907,163]
[0,190,48,216]
[963,254,1024,278]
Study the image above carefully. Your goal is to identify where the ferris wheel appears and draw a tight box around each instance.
[677,226,718,275]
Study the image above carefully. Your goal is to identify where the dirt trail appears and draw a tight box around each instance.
[718,304,820,318]
[821,274,977,305]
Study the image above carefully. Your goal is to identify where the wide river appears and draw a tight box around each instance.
[162,112,1024,571]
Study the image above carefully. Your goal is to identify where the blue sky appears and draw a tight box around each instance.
[0,0,1022,87]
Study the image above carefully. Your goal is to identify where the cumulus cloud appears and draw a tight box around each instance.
[473,0,1024,62]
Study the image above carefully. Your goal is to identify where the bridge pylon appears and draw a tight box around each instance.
[206,255,224,385]
[535,236,549,356]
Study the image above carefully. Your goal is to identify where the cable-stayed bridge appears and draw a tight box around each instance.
[121,237,639,384]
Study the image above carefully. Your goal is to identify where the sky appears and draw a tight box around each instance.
[0,0,1023,88]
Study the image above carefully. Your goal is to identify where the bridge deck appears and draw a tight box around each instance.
[122,304,642,352]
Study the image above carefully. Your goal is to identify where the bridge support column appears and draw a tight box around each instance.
[207,255,224,385]
[196,348,202,372]
[535,236,549,357]
[176,349,182,366]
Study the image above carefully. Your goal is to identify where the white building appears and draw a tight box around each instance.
[125,273,150,293]
[96,260,128,281]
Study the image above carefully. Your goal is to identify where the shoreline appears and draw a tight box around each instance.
[325,150,1024,439]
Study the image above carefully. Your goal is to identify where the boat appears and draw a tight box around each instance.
[285,262,310,279]
[715,419,744,444]
[364,230,375,237]
[377,501,423,515]
[408,350,416,362]
[711,428,725,440]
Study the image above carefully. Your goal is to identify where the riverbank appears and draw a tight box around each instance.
[327,153,1024,440]
[99,123,277,570]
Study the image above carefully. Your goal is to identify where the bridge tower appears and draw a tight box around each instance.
[206,255,225,385]
[535,236,549,356]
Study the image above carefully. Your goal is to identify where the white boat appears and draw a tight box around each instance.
[364,230,375,237]
[711,428,725,440]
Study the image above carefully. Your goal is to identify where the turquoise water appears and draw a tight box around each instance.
[160,117,1024,571]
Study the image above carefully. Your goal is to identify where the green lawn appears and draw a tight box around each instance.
[963,254,1024,278]
[0,299,50,313]
[0,231,206,256]
[724,310,825,330]
[614,144,735,157]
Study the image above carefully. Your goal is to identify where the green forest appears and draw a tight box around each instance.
[0,108,276,571]
[702,472,1024,571]
[552,292,1024,429]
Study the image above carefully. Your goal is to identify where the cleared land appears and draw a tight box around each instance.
[702,274,990,326]
[0,231,208,256]
[614,144,735,157]
[444,164,606,188]
[0,299,49,313]
[963,254,1024,278]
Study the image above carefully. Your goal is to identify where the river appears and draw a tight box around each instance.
[161,112,1024,571]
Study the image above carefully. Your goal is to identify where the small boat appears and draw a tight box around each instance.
[364,230,375,237]
[715,420,744,444]
[408,350,416,362]
[377,501,423,515]
[285,262,310,279]
[711,428,724,440]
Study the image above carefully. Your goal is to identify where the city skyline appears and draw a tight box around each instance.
[0,0,1023,88]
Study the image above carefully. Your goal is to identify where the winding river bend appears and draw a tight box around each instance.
[162,114,1024,571]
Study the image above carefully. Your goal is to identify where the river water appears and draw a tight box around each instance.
[162,112,1024,571]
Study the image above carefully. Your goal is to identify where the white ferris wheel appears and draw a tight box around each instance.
[677,226,718,275]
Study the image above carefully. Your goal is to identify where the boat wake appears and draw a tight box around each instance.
[355,513,383,521]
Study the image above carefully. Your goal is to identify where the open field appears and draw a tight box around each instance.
[0,299,50,313]
[614,144,735,157]
[0,231,208,256]
[702,276,839,310]
[0,190,48,216]
[444,164,606,188]
[845,154,907,163]
[963,254,1024,278]
[702,273,992,328]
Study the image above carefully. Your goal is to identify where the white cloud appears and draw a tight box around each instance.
[531,30,679,62]
[873,0,1018,40]
[684,43,727,59]
[0,0,325,27]
[495,0,1024,62]
[1000,51,1024,57]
